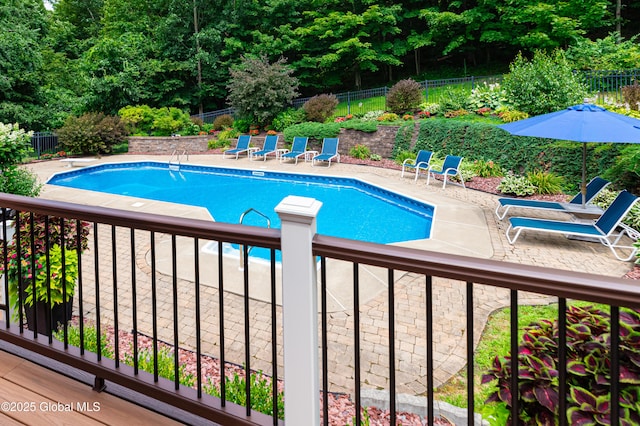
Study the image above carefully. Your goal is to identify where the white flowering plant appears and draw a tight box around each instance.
[0,122,33,170]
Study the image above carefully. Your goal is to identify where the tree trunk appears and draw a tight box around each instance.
[615,0,621,40]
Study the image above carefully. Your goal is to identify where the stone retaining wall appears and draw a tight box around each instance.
[337,126,398,158]
[128,125,419,158]
[128,135,211,154]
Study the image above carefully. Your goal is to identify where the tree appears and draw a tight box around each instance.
[291,2,402,89]
[502,50,589,116]
[565,33,640,70]
[0,0,49,129]
[227,55,299,126]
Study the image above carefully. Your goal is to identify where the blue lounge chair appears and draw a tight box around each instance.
[401,150,433,182]
[506,190,639,261]
[312,138,340,167]
[280,137,309,164]
[250,135,279,161]
[495,176,610,220]
[426,155,465,188]
[223,135,252,159]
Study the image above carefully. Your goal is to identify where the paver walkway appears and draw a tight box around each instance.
[27,154,633,396]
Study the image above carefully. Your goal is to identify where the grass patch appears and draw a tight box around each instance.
[434,300,606,409]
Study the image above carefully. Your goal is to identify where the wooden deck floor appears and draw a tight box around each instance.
[0,350,183,425]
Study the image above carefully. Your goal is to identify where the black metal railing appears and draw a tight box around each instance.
[30,132,59,158]
[193,69,640,123]
[1,193,640,425]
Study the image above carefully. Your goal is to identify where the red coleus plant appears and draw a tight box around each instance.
[482,306,640,425]
[1,212,90,286]
[1,213,91,313]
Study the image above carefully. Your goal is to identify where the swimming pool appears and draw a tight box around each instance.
[47,162,434,246]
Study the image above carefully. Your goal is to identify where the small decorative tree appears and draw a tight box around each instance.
[302,94,339,123]
[386,79,423,114]
[226,55,299,127]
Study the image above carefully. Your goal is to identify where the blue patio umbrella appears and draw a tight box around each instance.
[498,103,640,206]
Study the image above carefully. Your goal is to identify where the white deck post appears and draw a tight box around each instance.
[275,196,322,426]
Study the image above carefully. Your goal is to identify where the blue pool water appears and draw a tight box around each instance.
[47,162,434,246]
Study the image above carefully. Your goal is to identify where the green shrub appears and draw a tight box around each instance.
[213,128,241,148]
[233,117,252,133]
[391,122,414,158]
[376,112,399,122]
[57,112,128,155]
[213,114,234,130]
[112,142,129,154]
[394,150,415,165]
[467,82,506,110]
[0,166,42,197]
[227,55,299,126]
[526,169,564,194]
[603,145,640,195]
[482,306,640,425]
[458,160,476,182]
[125,346,195,387]
[205,371,284,419]
[118,105,195,136]
[303,94,339,123]
[386,79,423,114]
[152,107,195,136]
[496,107,530,123]
[272,108,306,132]
[439,87,469,113]
[502,50,588,116]
[54,322,114,359]
[118,105,155,135]
[471,159,503,178]
[282,122,340,142]
[339,119,378,132]
[349,144,371,159]
[0,122,33,169]
[497,173,536,196]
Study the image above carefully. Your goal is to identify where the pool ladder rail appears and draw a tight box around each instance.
[238,208,271,269]
[169,149,189,171]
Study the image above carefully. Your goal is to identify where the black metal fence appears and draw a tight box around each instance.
[193,69,640,123]
[585,69,640,104]
[194,75,504,123]
[30,132,59,158]
[1,192,640,425]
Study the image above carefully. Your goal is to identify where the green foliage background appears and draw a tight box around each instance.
[412,120,622,191]
[2,0,640,130]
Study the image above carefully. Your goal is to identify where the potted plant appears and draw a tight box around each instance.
[1,213,90,336]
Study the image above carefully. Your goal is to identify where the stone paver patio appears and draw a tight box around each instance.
[27,154,633,395]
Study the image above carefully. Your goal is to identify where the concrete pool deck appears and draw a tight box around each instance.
[35,154,493,312]
[24,153,635,395]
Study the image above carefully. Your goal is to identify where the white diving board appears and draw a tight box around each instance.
[59,158,96,167]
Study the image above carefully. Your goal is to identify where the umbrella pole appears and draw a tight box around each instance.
[581,143,587,207]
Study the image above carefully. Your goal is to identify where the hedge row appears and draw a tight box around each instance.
[408,120,623,191]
